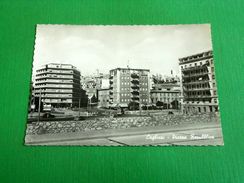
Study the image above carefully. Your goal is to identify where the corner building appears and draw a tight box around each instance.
[109,68,150,108]
[34,63,82,107]
[179,50,219,113]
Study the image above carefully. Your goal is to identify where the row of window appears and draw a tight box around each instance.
[121,93,130,97]
[151,93,179,97]
[186,90,211,96]
[36,74,74,79]
[185,83,210,89]
[121,76,130,80]
[37,69,74,74]
[153,98,176,102]
[181,59,213,68]
[121,99,130,102]
[43,99,72,102]
[40,94,72,97]
[120,98,148,102]
[35,89,72,93]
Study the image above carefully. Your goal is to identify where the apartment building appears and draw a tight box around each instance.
[34,63,84,107]
[179,50,219,114]
[109,68,150,108]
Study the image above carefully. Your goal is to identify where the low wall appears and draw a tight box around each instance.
[26,113,219,135]
[26,116,152,135]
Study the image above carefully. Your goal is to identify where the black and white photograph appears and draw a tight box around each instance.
[25,24,224,146]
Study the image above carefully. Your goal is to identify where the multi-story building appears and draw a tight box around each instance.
[97,88,110,108]
[34,63,85,108]
[150,83,180,108]
[179,50,219,114]
[109,68,150,108]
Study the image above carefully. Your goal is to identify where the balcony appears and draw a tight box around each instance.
[183,80,210,85]
[185,94,212,98]
[131,80,139,85]
[182,64,209,73]
[183,87,210,91]
[109,80,113,84]
[131,96,139,101]
[131,91,139,95]
[131,85,139,90]
[182,72,209,78]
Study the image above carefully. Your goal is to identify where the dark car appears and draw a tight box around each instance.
[42,113,55,118]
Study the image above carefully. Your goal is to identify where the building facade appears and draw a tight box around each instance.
[97,88,110,108]
[34,63,84,107]
[81,74,109,99]
[150,83,180,108]
[109,68,150,108]
[179,50,219,114]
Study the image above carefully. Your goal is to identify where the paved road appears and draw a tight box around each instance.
[25,123,223,146]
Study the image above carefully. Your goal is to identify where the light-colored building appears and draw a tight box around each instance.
[179,50,219,114]
[97,88,110,108]
[150,83,180,108]
[34,63,83,107]
[109,68,150,108]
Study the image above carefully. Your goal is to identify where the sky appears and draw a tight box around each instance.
[32,24,212,78]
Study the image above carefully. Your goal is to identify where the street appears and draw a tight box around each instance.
[25,122,223,146]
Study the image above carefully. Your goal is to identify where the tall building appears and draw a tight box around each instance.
[179,50,219,114]
[34,63,85,108]
[109,68,150,108]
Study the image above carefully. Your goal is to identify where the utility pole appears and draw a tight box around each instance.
[78,98,81,118]
[139,95,142,116]
[38,89,41,122]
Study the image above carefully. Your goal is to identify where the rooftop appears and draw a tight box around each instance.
[37,63,78,70]
[179,50,213,65]
[110,67,150,72]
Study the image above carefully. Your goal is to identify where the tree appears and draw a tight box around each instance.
[34,97,43,112]
[141,105,147,110]
[90,94,98,103]
[156,101,164,107]
[128,102,139,111]
[171,100,179,109]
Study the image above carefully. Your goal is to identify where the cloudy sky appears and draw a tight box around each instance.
[32,24,212,77]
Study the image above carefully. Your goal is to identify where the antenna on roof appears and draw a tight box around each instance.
[127,60,130,69]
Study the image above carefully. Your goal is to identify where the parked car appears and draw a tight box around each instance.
[42,113,55,118]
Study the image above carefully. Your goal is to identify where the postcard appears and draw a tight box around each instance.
[25,24,223,146]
